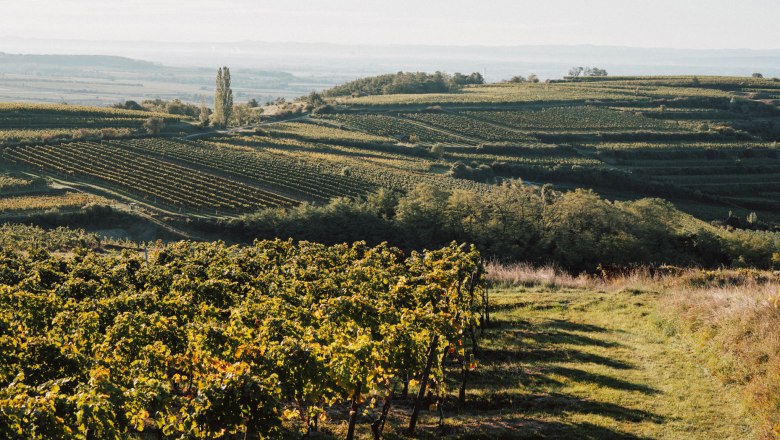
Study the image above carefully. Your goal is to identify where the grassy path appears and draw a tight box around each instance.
[394,286,756,439]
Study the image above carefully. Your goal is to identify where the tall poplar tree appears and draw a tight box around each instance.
[213,66,233,128]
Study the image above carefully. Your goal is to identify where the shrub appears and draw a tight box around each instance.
[143,117,165,135]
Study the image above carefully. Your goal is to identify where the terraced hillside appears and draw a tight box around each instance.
[0,76,778,228]
[314,76,780,225]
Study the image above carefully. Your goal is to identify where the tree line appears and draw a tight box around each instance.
[113,67,257,129]
[323,71,485,97]
[193,183,780,272]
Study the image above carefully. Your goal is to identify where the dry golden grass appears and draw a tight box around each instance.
[484,261,671,291]
[660,278,780,437]
[485,261,592,289]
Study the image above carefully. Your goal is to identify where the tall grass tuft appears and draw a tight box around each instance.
[485,261,592,289]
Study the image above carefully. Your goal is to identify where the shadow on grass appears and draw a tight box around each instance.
[513,328,622,349]
[458,311,665,433]
[485,318,612,335]
[434,419,654,440]
[479,347,633,370]
[539,319,611,334]
[458,388,663,422]
[517,393,664,423]
[542,366,660,395]
[313,394,660,440]
[488,300,571,313]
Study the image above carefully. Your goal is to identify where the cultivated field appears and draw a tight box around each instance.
[1,76,778,227]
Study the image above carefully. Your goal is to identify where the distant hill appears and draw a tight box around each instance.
[3,37,780,80]
[0,52,161,71]
[0,52,338,106]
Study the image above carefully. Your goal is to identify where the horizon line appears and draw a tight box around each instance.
[3,35,780,53]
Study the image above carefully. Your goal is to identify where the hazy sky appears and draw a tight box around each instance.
[2,0,779,50]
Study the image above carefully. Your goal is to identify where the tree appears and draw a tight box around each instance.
[143,117,164,135]
[199,99,210,127]
[213,66,233,128]
[306,91,325,108]
[230,104,258,126]
[528,74,540,83]
[752,73,764,78]
[112,100,145,111]
[570,66,607,77]
[589,67,608,76]
[508,75,526,83]
[166,99,199,117]
[452,72,468,85]
[467,72,485,84]
[213,68,223,127]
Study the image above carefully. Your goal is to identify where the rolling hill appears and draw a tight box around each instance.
[0,75,778,243]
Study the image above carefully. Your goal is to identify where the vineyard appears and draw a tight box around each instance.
[2,141,297,213]
[0,102,184,118]
[120,138,378,202]
[338,79,740,106]
[0,239,486,439]
[0,223,101,251]
[401,112,537,142]
[320,113,469,144]
[0,192,107,215]
[0,131,494,217]
[262,121,395,144]
[0,74,777,230]
[0,226,769,439]
[461,106,685,132]
[312,76,780,225]
[0,103,191,147]
[0,172,43,194]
